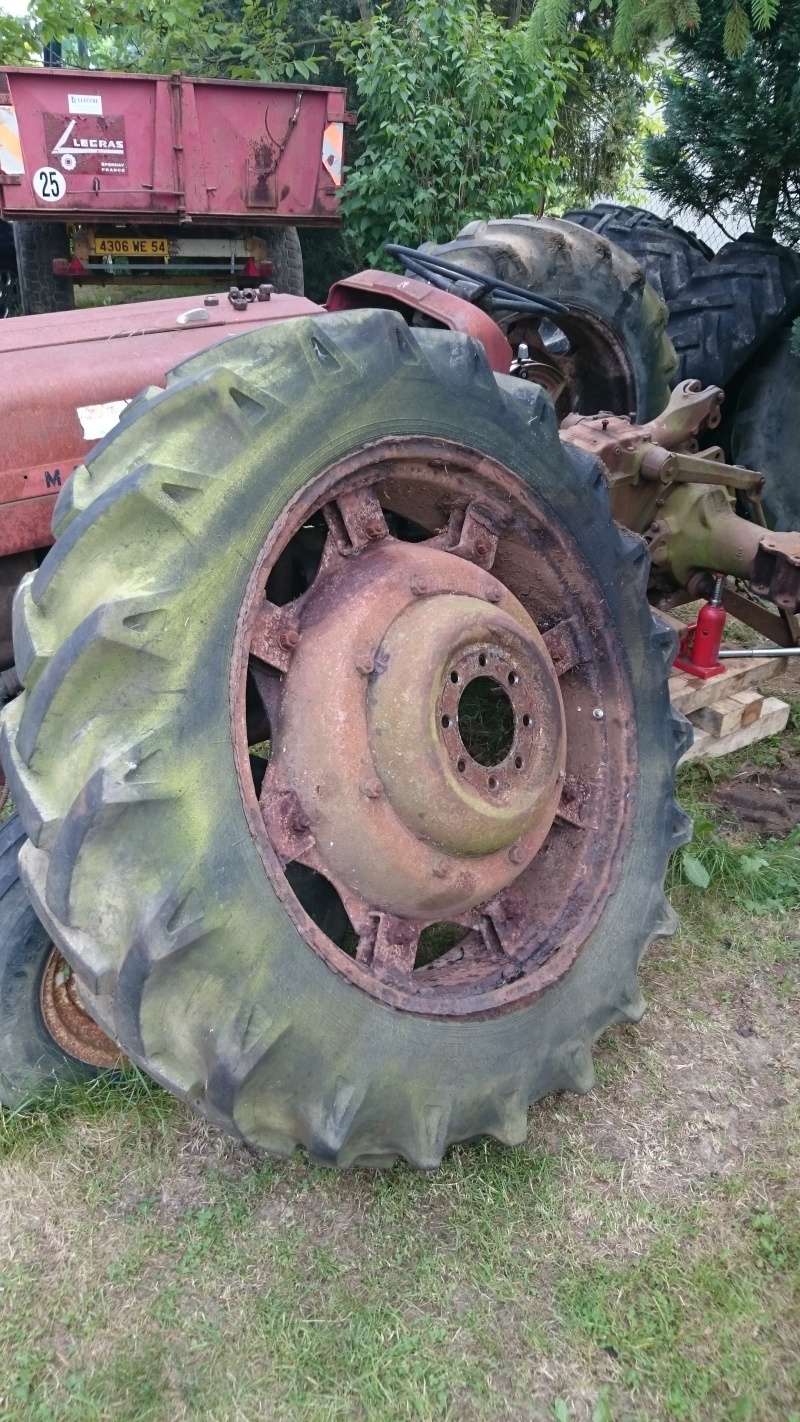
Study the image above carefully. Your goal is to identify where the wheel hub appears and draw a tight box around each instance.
[269,542,565,919]
[40,950,123,1069]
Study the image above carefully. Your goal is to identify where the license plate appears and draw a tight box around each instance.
[91,236,169,258]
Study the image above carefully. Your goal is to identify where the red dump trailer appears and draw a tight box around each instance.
[0,66,352,311]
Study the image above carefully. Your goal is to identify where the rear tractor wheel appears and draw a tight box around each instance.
[0,309,690,1166]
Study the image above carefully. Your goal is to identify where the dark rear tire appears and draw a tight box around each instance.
[0,310,690,1167]
[665,235,800,389]
[729,325,800,531]
[13,222,74,315]
[422,215,676,421]
[562,202,712,306]
[263,225,304,296]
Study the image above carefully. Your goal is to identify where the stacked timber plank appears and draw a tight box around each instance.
[669,655,789,764]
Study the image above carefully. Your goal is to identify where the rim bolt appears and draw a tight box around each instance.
[355,654,375,676]
[279,626,300,652]
[475,538,490,558]
[432,860,449,879]
[508,845,525,865]
[410,575,429,596]
[361,778,383,800]
[484,586,501,604]
[592,707,605,721]
[366,518,385,541]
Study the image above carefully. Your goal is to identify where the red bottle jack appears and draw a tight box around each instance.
[673,575,727,680]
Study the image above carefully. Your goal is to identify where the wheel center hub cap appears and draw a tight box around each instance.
[269,540,566,919]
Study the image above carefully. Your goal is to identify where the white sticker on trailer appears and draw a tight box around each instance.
[77,400,130,440]
[0,105,24,176]
[68,93,103,116]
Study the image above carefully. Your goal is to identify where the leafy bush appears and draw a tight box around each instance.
[327,0,568,267]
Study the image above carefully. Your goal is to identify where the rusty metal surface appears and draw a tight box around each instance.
[326,270,513,374]
[1,66,350,225]
[0,290,323,559]
[230,437,636,1018]
[39,949,123,1069]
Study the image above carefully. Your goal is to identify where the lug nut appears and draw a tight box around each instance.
[279,627,300,651]
[508,845,525,865]
[474,538,490,558]
[410,576,429,596]
[365,517,384,541]
[291,813,311,836]
[362,779,383,800]
[432,860,449,879]
[592,707,605,721]
[484,586,501,604]
[257,283,273,302]
[355,654,375,676]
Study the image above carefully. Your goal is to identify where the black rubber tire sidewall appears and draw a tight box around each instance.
[729,324,800,531]
[262,225,304,296]
[13,222,75,316]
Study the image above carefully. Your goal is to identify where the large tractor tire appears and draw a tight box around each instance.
[561,203,712,307]
[0,814,121,1106]
[13,221,74,315]
[421,215,677,421]
[0,310,690,1166]
[661,235,800,390]
[729,325,800,531]
[263,225,304,297]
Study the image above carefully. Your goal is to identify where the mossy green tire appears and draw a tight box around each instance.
[0,309,691,1167]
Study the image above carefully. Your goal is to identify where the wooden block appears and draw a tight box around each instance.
[679,696,789,764]
[693,696,749,738]
[731,689,764,727]
[669,657,782,716]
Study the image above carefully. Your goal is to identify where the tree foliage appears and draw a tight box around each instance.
[326,0,567,267]
[0,0,322,82]
[645,0,800,241]
[528,0,784,57]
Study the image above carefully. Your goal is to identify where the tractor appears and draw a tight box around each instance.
[1,215,798,1169]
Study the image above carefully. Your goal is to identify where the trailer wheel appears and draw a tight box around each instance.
[0,310,690,1166]
[263,225,304,296]
[13,222,74,316]
[0,815,121,1106]
[422,215,676,421]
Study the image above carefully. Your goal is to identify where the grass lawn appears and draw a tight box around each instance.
[1,700,799,1421]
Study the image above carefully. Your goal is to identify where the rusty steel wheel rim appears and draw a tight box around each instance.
[40,949,123,1069]
[231,437,637,1018]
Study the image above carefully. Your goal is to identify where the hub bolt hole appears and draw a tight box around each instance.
[515,756,523,769]
[450,670,460,684]
[478,653,487,667]
[457,676,516,767]
[457,758,466,773]
[488,776,498,792]
[442,715,451,729]
[522,713,531,727]
[508,670,519,686]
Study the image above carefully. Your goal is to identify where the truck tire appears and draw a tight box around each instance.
[0,309,690,1167]
[263,225,304,296]
[561,202,712,306]
[13,221,74,315]
[0,813,121,1105]
[665,234,800,390]
[0,220,21,318]
[729,325,800,531]
[422,215,676,421]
